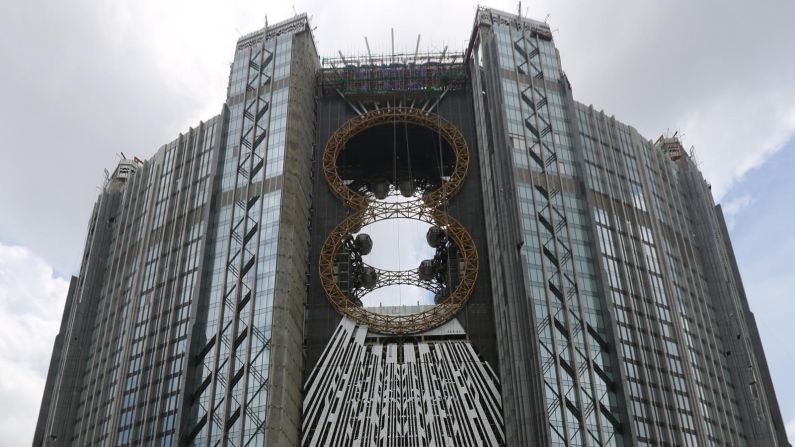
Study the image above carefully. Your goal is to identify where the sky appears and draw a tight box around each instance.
[0,0,793,444]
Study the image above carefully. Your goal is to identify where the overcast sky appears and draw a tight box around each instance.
[1,0,794,444]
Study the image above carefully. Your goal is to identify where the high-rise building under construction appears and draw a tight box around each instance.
[34,8,790,447]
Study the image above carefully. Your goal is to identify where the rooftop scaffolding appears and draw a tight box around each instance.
[320,51,468,101]
[656,135,689,163]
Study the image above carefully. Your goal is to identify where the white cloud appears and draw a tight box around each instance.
[0,244,70,447]
[721,193,754,230]
[524,0,795,200]
[679,90,795,199]
[722,193,754,217]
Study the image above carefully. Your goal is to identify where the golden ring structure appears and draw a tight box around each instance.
[319,107,478,334]
[322,107,470,211]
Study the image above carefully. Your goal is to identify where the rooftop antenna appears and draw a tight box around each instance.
[365,36,374,65]
[517,2,526,30]
[120,151,127,160]
[391,28,395,64]
[544,13,551,23]
[328,60,344,80]
[689,145,701,166]
[337,50,350,66]
[688,143,702,167]
[292,5,298,16]
[413,34,421,64]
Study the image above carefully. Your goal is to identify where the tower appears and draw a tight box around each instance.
[34,8,790,447]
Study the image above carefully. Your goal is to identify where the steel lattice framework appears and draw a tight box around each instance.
[360,266,445,296]
[319,107,478,334]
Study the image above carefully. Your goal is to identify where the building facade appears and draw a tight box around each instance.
[34,8,789,447]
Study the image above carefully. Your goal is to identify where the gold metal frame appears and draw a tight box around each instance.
[319,107,478,334]
[322,107,469,211]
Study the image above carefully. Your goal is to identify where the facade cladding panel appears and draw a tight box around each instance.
[34,7,789,447]
[302,310,504,446]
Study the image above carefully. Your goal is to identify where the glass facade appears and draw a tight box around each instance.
[67,118,220,446]
[183,15,318,446]
[35,15,318,447]
[574,106,764,445]
[187,29,292,447]
[489,15,623,446]
[470,7,788,447]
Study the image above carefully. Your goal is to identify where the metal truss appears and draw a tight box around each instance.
[360,266,446,296]
[319,107,478,335]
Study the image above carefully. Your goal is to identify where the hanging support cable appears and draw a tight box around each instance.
[365,37,374,65]
[437,110,454,294]
[404,121,414,195]
[413,34,421,64]
[392,115,403,305]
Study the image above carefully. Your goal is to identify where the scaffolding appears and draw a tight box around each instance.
[656,135,689,163]
[320,51,467,101]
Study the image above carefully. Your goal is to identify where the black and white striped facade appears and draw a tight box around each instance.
[302,308,504,447]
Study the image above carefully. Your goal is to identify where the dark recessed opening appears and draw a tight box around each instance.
[337,122,455,198]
